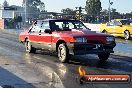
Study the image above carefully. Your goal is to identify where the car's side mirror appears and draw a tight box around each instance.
[45,29,52,34]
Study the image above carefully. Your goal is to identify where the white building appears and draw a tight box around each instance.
[0,7,15,19]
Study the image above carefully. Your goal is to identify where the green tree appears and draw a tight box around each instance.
[110,8,121,19]
[23,0,45,19]
[85,0,102,16]
[61,8,76,15]
[3,0,9,7]
[39,2,45,12]
[100,9,109,15]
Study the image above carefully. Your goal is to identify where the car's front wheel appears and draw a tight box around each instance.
[124,30,130,40]
[98,53,110,61]
[58,43,69,63]
[25,40,36,53]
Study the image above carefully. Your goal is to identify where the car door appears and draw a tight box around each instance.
[38,21,52,50]
[106,21,115,34]
[113,21,124,34]
[28,24,41,48]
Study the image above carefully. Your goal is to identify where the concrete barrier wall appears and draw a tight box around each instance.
[84,23,101,32]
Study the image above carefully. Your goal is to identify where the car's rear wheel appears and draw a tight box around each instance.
[25,40,36,53]
[98,53,110,61]
[58,43,69,63]
[124,30,130,40]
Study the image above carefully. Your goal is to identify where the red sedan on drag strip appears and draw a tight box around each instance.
[19,19,116,63]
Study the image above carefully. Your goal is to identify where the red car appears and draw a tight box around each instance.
[19,19,116,63]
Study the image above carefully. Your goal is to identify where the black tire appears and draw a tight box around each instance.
[98,53,110,61]
[58,43,69,63]
[124,30,130,40]
[25,40,36,53]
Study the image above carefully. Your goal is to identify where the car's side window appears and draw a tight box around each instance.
[107,22,110,26]
[107,21,114,26]
[50,21,72,31]
[31,25,40,32]
[114,21,121,26]
[30,22,41,33]
[40,21,50,32]
[30,25,37,32]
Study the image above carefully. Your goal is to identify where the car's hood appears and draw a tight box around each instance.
[57,29,112,37]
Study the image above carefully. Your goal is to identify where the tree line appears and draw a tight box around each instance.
[2,0,132,23]
[61,0,132,23]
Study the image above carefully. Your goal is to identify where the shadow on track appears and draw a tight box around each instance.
[68,55,132,73]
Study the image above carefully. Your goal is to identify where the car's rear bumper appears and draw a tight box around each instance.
[67,43,116,55]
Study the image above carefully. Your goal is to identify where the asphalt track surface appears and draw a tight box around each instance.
[0,31,131,88]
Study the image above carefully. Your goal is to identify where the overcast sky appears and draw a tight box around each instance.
[0,0,132,13]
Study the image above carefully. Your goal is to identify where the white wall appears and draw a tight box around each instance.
[0,9,14,19]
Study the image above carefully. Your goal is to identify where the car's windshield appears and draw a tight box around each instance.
[50,20,88,31]
[120,20,131,25]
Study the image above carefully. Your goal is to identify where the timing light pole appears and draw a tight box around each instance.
[108,0,113,22]
[75,6,85,21]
